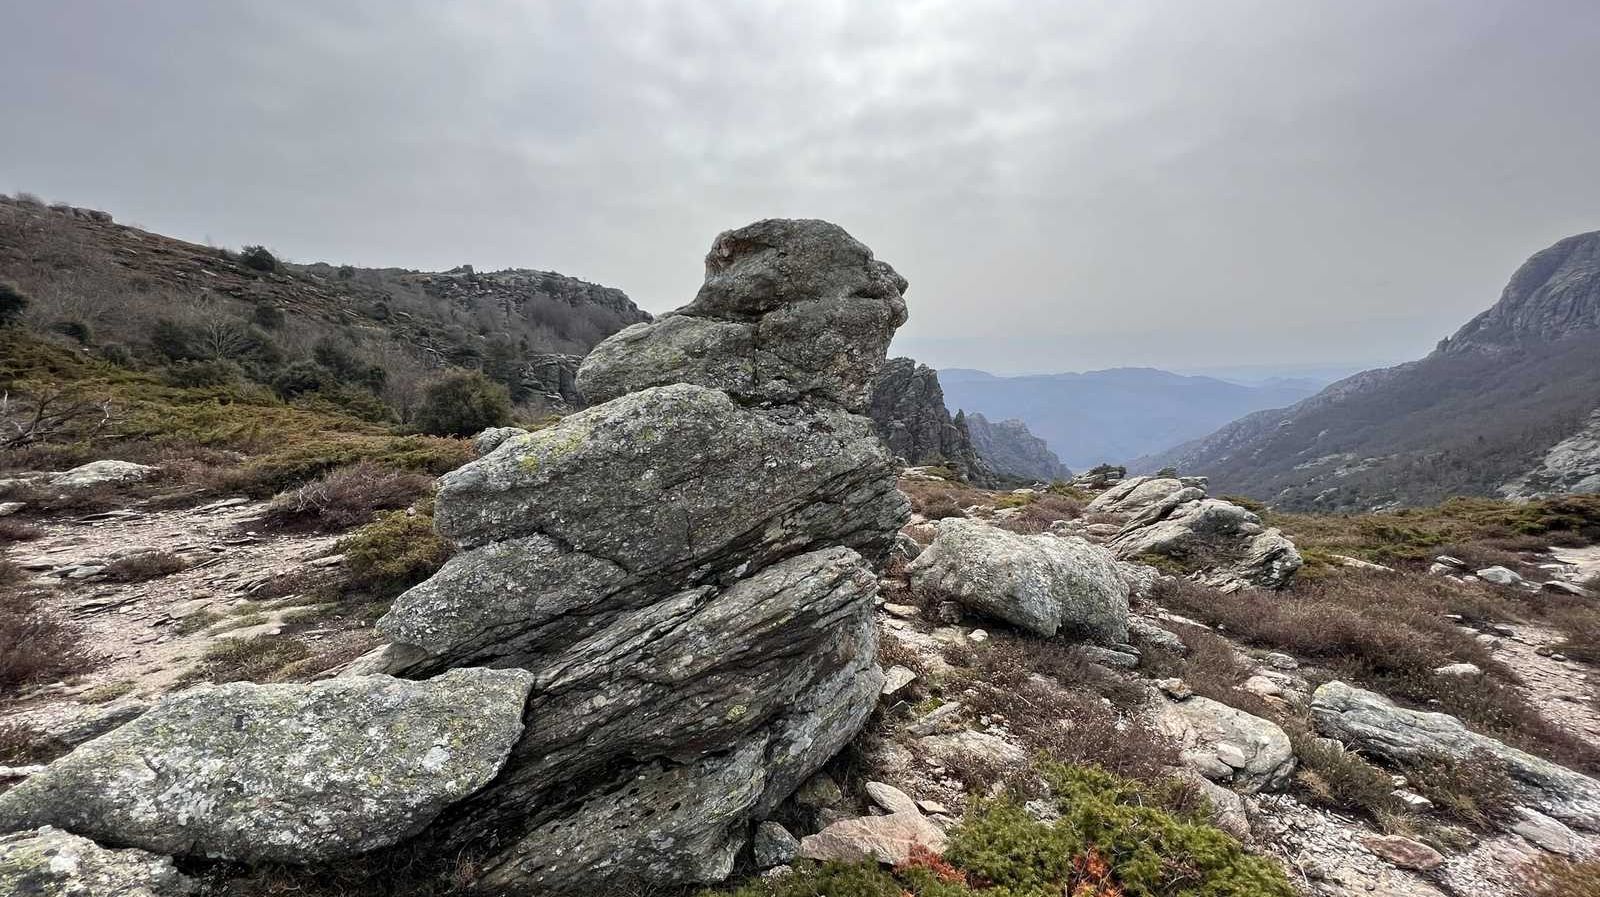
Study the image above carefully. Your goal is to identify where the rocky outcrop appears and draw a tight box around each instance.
[0,827,193,897]
[964,411,1070,482]
[519,353,584,411]
[1501,407,1600,499]
[0,670,533,862]
[906,518,1129,643]
[1104,477,1302,591]
[1311,681,1600,831]
[367,219,911,893]
[869,357,993,484]
[1440,230,1600,353]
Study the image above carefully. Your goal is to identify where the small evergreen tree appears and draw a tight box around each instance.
[414,370,512,437]
[239,245,279,273]
[0,280,29,326]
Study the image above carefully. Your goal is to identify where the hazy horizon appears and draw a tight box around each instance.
[7,1,1599,373]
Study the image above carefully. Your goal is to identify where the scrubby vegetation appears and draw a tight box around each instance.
[413,370,512,437]
[0,589,93,690]
[1528,856,1600,897]
[263,461,434,531]
[709,761,1293,897]
[339,509,453,593]
[102,550,188,582]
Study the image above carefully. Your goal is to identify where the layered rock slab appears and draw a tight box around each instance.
[906,518,1129,643]
[0,670,532,862]
[1311,681,1600,831]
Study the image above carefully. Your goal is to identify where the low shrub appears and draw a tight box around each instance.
[900,478,991,520]
[706,762,1293,897]
[1398,750,1516,830]
[339,510,452,593]
[0,280,28,326]
[183,636,311,684]
[1288,725,1402,819]
[102,550,187,583]
[239,244,280,273]
[0,589,93,689]
[993,495,1085,535]
[0,722,67,767]
[413,371,511,438]
[263,461,434,531]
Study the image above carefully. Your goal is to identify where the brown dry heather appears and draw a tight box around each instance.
[942,633,1176,784]
[1151,575,1600,775]
[102,550,188,583]
[0,589,94,689]
[899,476,991,519]
[0,519,41,542]
[0,722,68,767]
[262,461,435,531]
[1527,857,1600,897]
[992,494,1086,535]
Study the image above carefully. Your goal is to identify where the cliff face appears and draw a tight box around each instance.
[964,412,1070,483]
[1439,231,1600,353]
[868,357,994,484]
[1139,230,1600,510]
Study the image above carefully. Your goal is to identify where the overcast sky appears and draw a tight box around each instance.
[7,1,1599,374]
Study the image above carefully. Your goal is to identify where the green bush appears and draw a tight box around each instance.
[51,319,92,343]
[0,280,27,326]
[239,244,280,273]
[705,762,1294,897]
[413,370,511,437]
[164,359,241,387]
[339,510,451,591]
[271,360,331,398]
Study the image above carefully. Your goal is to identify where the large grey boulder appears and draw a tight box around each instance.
[429,384,906,569]
[362,219,911,894]
[0,827,192,897]
[1311,681,1600,831]
[1155,696,1296,793]
[906,518,1129,643]
[0,670,533,862]
[578,219,907,413]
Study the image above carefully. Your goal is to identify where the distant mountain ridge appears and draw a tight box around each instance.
[1140,230,1600,509]
[937,366,1319,470]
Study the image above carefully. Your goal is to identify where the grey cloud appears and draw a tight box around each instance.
[6,0,1599,373]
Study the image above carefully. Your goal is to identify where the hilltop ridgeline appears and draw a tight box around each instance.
[1141,230,1600,510]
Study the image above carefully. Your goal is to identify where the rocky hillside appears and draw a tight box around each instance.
[0,194,648,418]
[869,357,995,485]
[940,367,1318,470]
[1142,230,1600,510]
[964,411,1070,482]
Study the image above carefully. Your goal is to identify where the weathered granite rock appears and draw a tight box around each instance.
[906,518,1130,643]
[869,357,994,485]
[1360,834,1444,871]
[578,219,907,413]
[1087,476,1189,514]
[1109,496,1302,591]
[0,670,533,862]
[1311,681,1600,830]
[48,460,159,489]
[0,827,193,897]
[364,219,911,894]
[471,426,530,456]
[1155,696,1296,793]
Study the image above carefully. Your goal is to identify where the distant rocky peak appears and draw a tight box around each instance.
[1439,229,1600,353]
[964,412,1070,483]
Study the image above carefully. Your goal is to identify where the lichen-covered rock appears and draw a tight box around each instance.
[471,425,530,456]
[429,383,906,565]
[577,219,908,413]
[1087,476,1190,514]
[0,827,192,897]
[1311,681,1600,831]
[444,548,885,892]
[906,518,1129,643]
[798,811,948,865]
[0,669,533,862]
[48,460,159,489]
